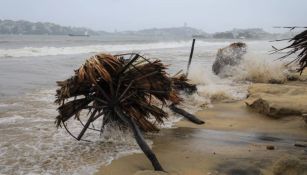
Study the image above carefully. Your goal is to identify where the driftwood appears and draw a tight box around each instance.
[169,104,204,124]
[55,53,203,171]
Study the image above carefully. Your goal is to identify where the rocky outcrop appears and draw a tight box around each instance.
[245,83,307,119]
[212,42,247,75]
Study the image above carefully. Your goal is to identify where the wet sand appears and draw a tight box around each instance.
[96,97,307,175]
[96,72,307,175]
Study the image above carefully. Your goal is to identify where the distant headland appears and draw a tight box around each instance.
[0,19,290,39]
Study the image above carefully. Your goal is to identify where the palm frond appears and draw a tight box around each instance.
[55,53,178,134]
[273,29,307,73]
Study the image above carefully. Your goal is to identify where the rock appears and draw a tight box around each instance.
[245,98,301,118]
[272,156,307,175]
[212,42,247,75]
[286,74,300,81]
[268,79,285,84]
[266,145,275,150]
[245,83,307,119]
[303,114,307,124]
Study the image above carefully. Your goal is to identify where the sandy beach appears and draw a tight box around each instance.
[1,35,307,175]
[2,39,290,175]
[97,81,307,175]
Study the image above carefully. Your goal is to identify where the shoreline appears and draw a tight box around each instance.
[95,82,307,175]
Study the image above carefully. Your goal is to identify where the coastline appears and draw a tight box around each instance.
[95,82,307,175]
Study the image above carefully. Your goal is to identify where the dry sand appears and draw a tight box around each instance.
[96,83,307,175]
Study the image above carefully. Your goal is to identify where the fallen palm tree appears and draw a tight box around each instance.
[272,29,307,73]
[55,53,203,171]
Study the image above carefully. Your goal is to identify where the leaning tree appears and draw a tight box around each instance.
[55,53,203,171]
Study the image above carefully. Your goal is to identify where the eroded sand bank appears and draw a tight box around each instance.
[96,82,307,175]
[246,82,307,119]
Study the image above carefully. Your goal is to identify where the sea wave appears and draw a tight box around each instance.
[188,65,249,103]
[219,53,291,84]
[0,87,191,175]
[0,41,232,58]
[0,40,278,175]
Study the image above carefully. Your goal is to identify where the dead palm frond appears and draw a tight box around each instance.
[272,29,307,73]
[171,72,197,94]
[56,53,179,132]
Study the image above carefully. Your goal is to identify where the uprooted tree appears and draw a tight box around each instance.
[55,53,203,171]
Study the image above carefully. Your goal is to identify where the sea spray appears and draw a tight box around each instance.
[188,64,248,104]
[222,53,290,83]
[0,41,232,58]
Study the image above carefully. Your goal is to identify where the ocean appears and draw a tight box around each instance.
[0,35,288,175]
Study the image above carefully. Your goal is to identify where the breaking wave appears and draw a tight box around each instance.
[221,53,290,84]
[0,88,189,175]
[0,41,232,58]
[187,64,249,104]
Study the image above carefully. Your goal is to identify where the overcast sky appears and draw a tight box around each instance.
[1,0,306,32]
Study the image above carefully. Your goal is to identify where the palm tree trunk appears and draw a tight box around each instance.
[114,107,164,171]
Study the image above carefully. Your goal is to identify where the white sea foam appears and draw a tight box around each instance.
[220,53,290,83]
[0,41,232,58]
[188,64,248,104]
[0,115,25,124]
[0,103,10,107]
[0,88,169,175]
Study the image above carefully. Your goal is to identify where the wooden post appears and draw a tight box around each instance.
[186,39,196,77]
